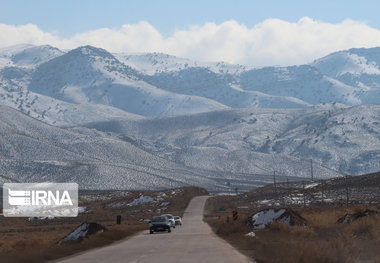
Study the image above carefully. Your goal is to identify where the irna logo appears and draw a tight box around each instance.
[3,183,78,217]
[8,189,73,206]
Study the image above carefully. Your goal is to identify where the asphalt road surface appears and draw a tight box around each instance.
[56,196,253,263]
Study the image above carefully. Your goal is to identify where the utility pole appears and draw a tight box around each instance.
[286,177,289,191]
[345,175,349,207]
[321,180,324,204]
[273,170,277,195]
[310,159,314,181]
[302,180,306,208]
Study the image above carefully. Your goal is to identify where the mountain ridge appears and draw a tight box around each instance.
[0,44,380,184]
[1,44,380,124]
[84,103,380,176]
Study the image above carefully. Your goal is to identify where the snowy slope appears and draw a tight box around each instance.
[144,67,310,108]
[1,44,380,124]
[239,65,361,105]
[117,48,380,108]
[114,52,250,75]
[0,68,143,126]
[85,103,379,177]
[0,105,230,191]
[0,45,143,126]
[311,47,380,104]
[29,46,227,117]
[312,47,380,78]
[0,44,64,69]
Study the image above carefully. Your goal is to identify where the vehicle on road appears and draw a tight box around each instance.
[149,216,172,234]
[162,214,176,228]
[174,216,182,226]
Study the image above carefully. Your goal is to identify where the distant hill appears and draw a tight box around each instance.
[0,105,228,191]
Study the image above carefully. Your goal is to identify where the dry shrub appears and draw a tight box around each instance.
[206,202,380,263]
[216,220,250,236]
[249,229,356,263]
[288,239,353,263]
[302,208,343,227]
[268,221,291,232]
[288,225,315,239]
[347,215,379,238]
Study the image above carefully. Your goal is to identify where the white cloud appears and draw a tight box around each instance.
[1,18,380,66]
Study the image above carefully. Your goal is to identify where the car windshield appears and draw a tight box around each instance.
[152,217,166,222]
[174,216,180,219]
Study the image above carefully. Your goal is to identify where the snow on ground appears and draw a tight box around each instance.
[78,206,87,213]
[251,209,288,229]
[256,200,276,206]
[127,195,155,206]
[27,216,54,221]
[305,182,319,189]
[245,231,256,237]
[61,223,90,242]
[114,52,250,75]
[59,223,105,244]
[0,105,226,191]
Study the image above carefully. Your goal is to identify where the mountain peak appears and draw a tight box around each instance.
[312,47,380,78]
[68,45,116,60]
[0,44,64,69]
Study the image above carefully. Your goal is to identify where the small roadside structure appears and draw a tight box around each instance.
[58,222,106,244]
[248,208,307,229]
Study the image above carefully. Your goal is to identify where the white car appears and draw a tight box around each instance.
[162,214,176,228]
[174,216,182,226]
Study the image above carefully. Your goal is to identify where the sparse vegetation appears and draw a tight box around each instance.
[205,196,380,263]
[0,186,207,263]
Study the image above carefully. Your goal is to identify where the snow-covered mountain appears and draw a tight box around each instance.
[311,47,380,104]
[0,44,380,187]
[28,46,227,118]
[1,44,380,125]
[312,47,380,78]
[143,67,310,108]
[0,44,64,69]
[114,52,250,75]
[239,65,361,105]
[0,66,143,126]
[84,103,380,177]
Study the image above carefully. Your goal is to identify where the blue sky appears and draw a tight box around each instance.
[2,0,380,66]
[1,0,379,37]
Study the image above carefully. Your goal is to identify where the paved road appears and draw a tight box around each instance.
[56,196,253,263]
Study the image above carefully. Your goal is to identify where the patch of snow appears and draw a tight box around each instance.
[78,206,87,213]
[60,223,104,243]
[305,182,319,189]
[257,200,274,205]
[27,216,54,221]
[245,231,256,237]
[127,195,155,206]
[251,209,287,229]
